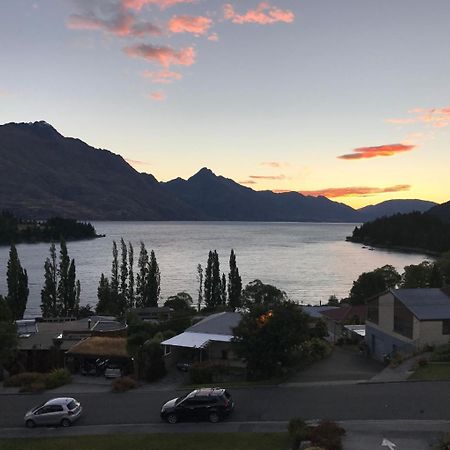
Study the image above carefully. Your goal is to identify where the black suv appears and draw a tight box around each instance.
[160,388,234,424]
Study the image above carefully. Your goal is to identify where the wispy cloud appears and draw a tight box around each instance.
[224,2,294,25]
[124,44,196,67]
[67,3,161,37]
[260,161,289,168]
[125,158,152,167]
[123,0,194,10]
[249,174,286,180]
[387,107,450,129]
[143,69,182,84]
[208,33,219,42]
[149,91,166,101]
[278,184,411,198]
[338,143,415,160]
[168,15,213,35]
[239,179,257,185]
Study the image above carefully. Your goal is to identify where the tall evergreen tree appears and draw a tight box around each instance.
[56,240,79,316]
[128,242,135,308]
[228,249,242,311]
[41,243,58,317]
[136,242,149,307]
[204,251,213,309]
[110,241,119,301]
[66,259,79,316]
[196,264,203,312]
[119,238,128,307]
[6,244,29,320]
[221,273,227,305]
[204,250,221,310]
[212,251,221,308]
[96,273,113,315]
[147,250,160,307]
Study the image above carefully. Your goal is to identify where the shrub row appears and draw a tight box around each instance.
[288,418,345,450]
[112,376,137,392]
[189,361,228,384]
[3,369,71,391]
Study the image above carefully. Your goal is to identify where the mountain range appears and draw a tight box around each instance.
[0,121,445,222]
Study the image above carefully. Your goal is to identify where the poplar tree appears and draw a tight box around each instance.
[96,273,113,315]
[110,241,119,302]
[128,242,135,308]
[147,250,160,307]
[196,264,203,312]
[57,240,79,316]
[119,238,128,310]
[136,242,149,307]
[221,273,227,305]
[41,243,58,317]
[228,249,242,311]
[204,250,221,311]
[204,251,213,309]
[6,244,29,320]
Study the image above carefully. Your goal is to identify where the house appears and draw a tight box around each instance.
[366,288,450,361]
[161,312,242,367]
[320,305,367,342]
[16,316,125,372]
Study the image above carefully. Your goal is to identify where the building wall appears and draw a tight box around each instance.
[365,323,414,362]
[416,321,450,347]
[377,292,394,331]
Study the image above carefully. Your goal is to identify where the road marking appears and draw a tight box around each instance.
[381,438,397,450]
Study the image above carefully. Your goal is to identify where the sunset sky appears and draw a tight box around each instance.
[0,0,449,208]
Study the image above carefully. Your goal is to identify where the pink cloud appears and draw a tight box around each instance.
[260,161,288,168]
[274,185,411,198]
[124,44,196,68]
[338,143,415,160]
[143,69,183,84]
[249,174,286,180]
[149,91,166,101]
[208,33,219,42]
[386,107,450,129]
[224,2,294,25]
[123,0,194,10]
[68,8,161,37]
[168,15,213,35]
[125,158,152,167]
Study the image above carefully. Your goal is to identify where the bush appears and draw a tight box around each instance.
[431,343,450,363]
[112,376,137,392]
[310,420,346,450]
[19,382,46,393]
[288,417,310,450]
[436,433,450,450]
[44,368,71,390]
[301,339,333,363]
[189,361,227,384]
[3,372,45,387]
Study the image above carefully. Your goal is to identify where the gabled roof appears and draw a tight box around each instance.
[391,288,450,320]
[161,332,232,349]
[186,312,242,335]
[320,305,367,322]
[301,306,339,319]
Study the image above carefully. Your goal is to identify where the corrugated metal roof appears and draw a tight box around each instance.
[391,288,450,320]
[301,306,339,319]
[161,331,233,349]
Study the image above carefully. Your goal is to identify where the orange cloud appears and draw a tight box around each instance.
[260,161,288,168]
[168,15,212,35]
[338,143,415,160]
[124,44,196,68]
[149,91,166,101]
[239,180,257,185]
[67,8,161,37]
[276,184,411,198]
[224,2,294,25]
[143,69,182,84]
[208,33,219,42]
[387,107,450,129]
[249,174,286,180]
[123,0,194,10]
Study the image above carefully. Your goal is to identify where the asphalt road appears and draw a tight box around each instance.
[1,380,450,430]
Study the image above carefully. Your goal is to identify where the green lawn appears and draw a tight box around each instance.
[409,363,450,380]
[0,433,290,450]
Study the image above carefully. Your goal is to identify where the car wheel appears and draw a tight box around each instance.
[208,412,220,423]
[60,418,71,427]
[25,419,36,429]
[166,414,178,424]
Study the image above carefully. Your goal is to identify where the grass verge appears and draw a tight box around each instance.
[409,363,450,380]
[0,433,289,450]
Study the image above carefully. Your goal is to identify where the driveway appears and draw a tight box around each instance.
[284,345,384,384]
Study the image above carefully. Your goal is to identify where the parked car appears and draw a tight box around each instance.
[161,387,234,424]
[104,365,122,379]
[24,397,82,428]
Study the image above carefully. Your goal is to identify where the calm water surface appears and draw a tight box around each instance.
[0,222,431,317]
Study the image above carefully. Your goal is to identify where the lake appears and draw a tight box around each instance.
[0,222,432,318]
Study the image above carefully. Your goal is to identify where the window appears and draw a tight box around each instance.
[367,298,379,324]
[393,299,413,339]
[164,346,171,356]
[443,320,450,335]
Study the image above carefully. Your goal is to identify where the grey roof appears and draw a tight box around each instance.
[92,321,126,332]
[391,288,450,320]
[187,312,242,335]
[301,306,339,319]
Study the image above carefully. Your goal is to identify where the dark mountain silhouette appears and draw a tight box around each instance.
[428,200,450,223]
[358,199,437,221]
[0,121,438,223]
[162,168,360,222]
[0,121,199,220]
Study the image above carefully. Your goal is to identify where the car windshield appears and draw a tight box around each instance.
[32,402,45,412]
[67,400,78,410]
[175,394,188,405]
